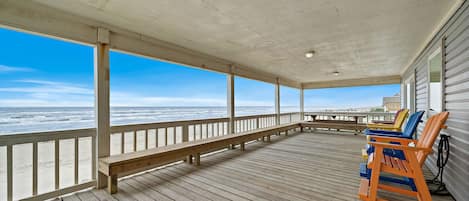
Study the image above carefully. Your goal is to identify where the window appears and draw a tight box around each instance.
[428,48,442,113]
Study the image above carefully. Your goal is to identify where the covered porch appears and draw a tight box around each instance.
[1,0,468,201]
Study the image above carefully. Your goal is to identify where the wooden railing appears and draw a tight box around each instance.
[303,111,396,124]
[0,129,97,201]
[0,112,301,201]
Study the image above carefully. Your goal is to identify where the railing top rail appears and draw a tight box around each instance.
[304,111,395,115]
[0,128,96,146]
[0,112,301,146]
[110,117,230,133]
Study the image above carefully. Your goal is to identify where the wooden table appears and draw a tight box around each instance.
[308,114,367,134]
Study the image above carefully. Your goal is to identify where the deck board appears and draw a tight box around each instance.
[61,131,454,201]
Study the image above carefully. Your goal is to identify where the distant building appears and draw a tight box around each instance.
[383,93,401,112]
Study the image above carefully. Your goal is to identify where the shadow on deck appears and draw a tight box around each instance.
[61,131,454,201]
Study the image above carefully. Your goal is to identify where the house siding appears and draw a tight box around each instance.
[402,1,469,200]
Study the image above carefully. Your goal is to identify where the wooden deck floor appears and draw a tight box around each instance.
[61,131,454,201]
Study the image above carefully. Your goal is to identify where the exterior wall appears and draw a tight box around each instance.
[402,1,469,200]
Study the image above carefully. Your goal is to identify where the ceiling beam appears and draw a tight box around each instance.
[301,75,401,89]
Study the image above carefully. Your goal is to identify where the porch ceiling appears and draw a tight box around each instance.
[26,1,461,85]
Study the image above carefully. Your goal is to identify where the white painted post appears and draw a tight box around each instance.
[300,88,304,121]
[275,79,280,125]
[95,28,111,189]
[227,69,235,134]
[227,67,236,149]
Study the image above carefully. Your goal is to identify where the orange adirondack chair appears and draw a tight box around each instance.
[358,111,449,201]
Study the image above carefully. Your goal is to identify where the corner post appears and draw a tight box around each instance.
[95,28,111,189]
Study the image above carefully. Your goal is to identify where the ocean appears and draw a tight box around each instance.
[0,106,302,135]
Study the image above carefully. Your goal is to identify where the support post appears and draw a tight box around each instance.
[95,28,111,189]
[275,79,280,125]
[227,69,235,134]
[194,153,201,166]
[227,67,236,149]
[300,88,304,121]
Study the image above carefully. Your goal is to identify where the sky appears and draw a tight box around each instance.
[0,27,399,108]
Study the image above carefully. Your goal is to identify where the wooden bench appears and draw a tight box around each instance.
[98,122,301,193]
[301,121,367,134]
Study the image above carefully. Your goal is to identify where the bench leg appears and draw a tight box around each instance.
[186,155,193,164]
[285,130,289,136]
[240,142,245,151]
[266,135,271,142]
[108,175,118,194]
[194,153,201,166]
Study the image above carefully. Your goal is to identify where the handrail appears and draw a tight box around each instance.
[111,117,229,133]
[0,128,96,146]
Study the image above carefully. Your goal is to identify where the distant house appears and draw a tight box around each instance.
[383,93,401,112]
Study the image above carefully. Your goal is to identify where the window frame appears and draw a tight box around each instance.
[427,46,443,115]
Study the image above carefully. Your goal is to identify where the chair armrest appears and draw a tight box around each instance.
[368,142,432,152]
[367,124,401,131]
[366,129,404,136]
[368,135,416,144]
[372,120,394,124]
[367,133,411,139]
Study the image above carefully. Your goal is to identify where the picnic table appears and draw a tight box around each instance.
[307,114,367,134]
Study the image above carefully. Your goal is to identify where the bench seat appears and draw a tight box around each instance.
[99,122,301,193]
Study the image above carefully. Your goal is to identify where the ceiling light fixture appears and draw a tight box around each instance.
[333,71,340,76]
[305,51,315,58]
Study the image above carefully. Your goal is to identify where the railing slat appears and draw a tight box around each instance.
[145,130,148,150]
[155,129,159,147]
[133,131,137,152]
[33,142,38,195]
[173,127,176,144]
[121,132,125,154]
[164,127,168,146]
[7,145,13,201]
[55,139,60,190]
[74,137,79,185]
[199,124,202,139]
[91,136,96,180]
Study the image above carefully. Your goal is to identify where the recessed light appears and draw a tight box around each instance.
[305,51,315,58]
[333,71,340,76]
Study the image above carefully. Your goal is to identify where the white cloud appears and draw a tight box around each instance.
[0,65,34,73]
[0,79,93,95]
[110,92,226,107]
[0,79,94,107]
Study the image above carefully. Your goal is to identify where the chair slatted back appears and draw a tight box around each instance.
[401,111,425,138]
[393,109,409,129]
[415,112,449,166]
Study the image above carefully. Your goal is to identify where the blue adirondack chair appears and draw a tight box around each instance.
[365,110,425,158]
[360,111,425,190]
